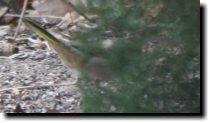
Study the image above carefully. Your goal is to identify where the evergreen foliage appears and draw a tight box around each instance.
[73,0,200,113]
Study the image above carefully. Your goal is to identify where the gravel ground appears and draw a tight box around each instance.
[0,49,81,113]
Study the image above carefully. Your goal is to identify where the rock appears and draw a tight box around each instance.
[21,95,33,101]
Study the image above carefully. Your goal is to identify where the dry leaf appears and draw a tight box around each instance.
[31,0,72,23]
[0,7,16,26]
[0,7,8,19]
[31,0,87,24]
[57,12,81,29]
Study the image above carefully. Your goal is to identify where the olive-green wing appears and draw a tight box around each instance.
[23,18,59,45]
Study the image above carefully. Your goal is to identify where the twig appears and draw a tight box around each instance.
[68,1,93,22]
[0,83,77,92]
[5,14,63,20]
[13,0,29,40]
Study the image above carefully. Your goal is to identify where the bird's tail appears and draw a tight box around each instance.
[23,18,83,68]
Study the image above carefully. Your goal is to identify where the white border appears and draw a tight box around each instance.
[0,0,207,123]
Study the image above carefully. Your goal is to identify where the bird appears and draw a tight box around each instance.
[23,18,109,81]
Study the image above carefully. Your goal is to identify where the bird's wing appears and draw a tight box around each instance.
[23,18,59,45]
[23,18,83,55]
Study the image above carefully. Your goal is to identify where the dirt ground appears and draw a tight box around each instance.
[0,45,81,113]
